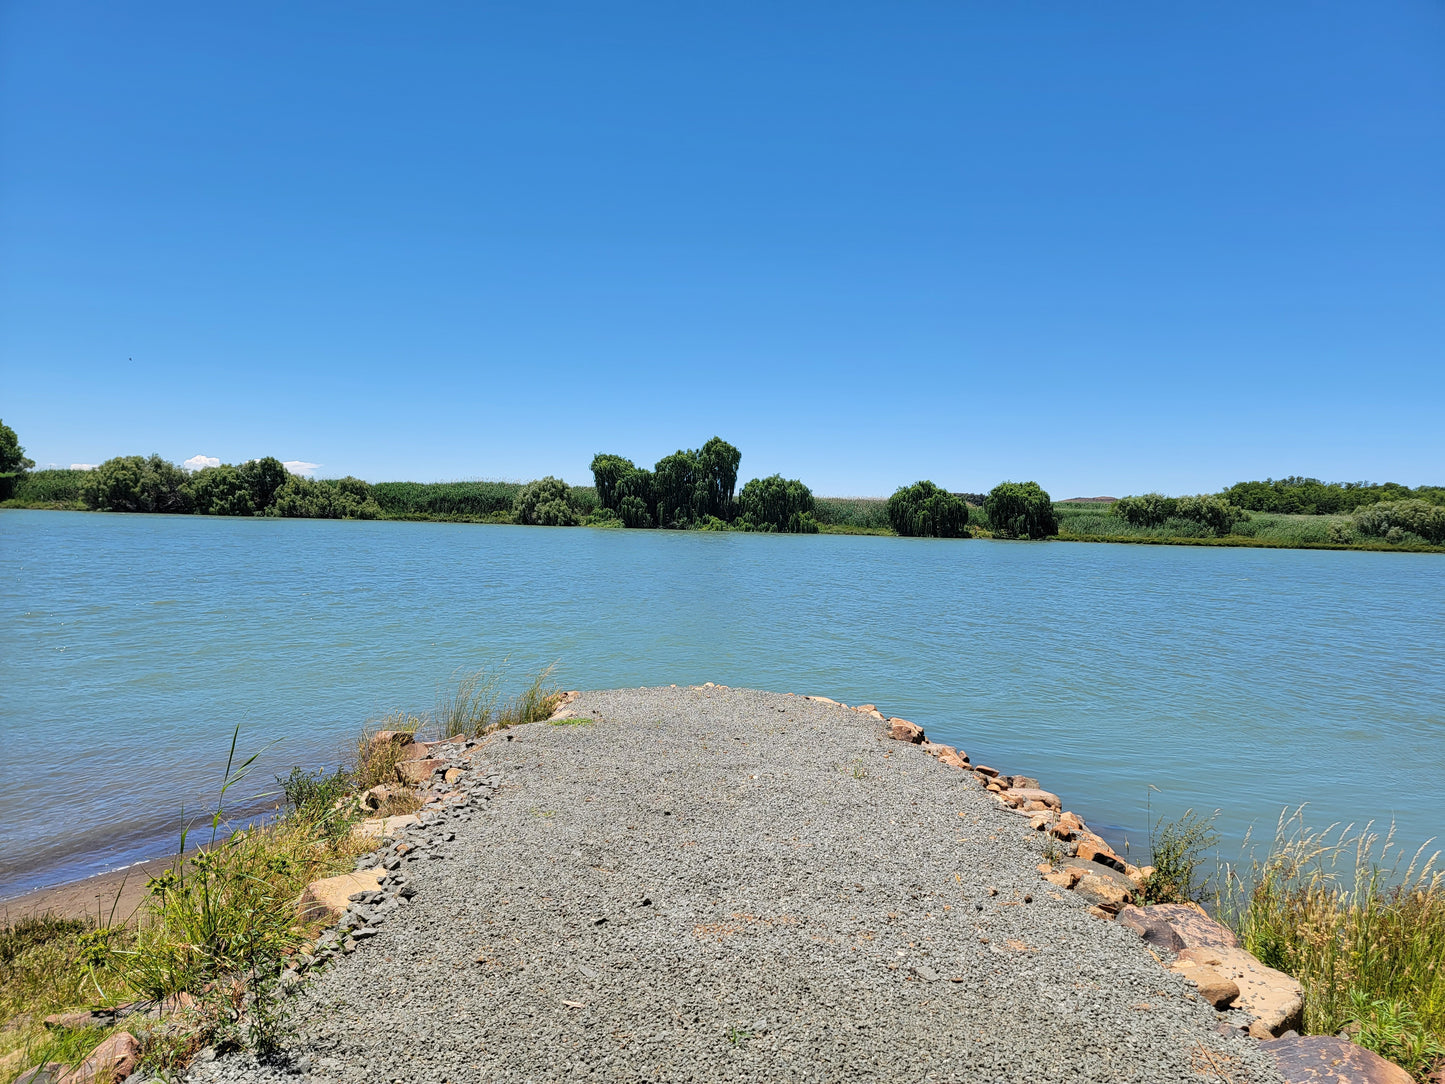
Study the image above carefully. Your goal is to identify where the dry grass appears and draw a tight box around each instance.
[352,713,421,790]
[1220,809,1445,1079]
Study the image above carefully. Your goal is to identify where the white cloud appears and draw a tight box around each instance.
[70,463,98,471]
[182,455,221,472]
[284,461,320,476]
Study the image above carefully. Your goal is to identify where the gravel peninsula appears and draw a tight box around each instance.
[189,685,1282,1084]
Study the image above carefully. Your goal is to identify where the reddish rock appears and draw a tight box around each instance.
[397,741,432,762]
[1262,1035,1414,1084]
[938,753,969,770]
[855,704,877,713]
[1074,871,1133,912]
[1140,903,1238,949]
[1010,775,1040,789]
[300,867,385,921]
[923,742,957,759]
[443,767,464,784]
[974,764,1000,778]
[56,1031,140,1084]
[1177,946,1303,1036]
[1170,962,1240,1008]
[396,758,445,784]
[1010,787,1061,810]
[1115,906,1187,953]
[887,718,925,743]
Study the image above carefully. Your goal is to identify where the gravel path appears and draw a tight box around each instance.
[190,686,1282,1084]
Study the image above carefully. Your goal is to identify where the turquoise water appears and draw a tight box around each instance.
[2,509,1442,898]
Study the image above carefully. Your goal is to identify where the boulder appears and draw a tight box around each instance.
[55,1031,140,1084]
[938,753,969,770]
[351,814,421,843]
[1115,906,1186,953]
[366,730,412,757]
[396,758,446,784]
[1176,946,1303,1036]
[300,867,386,921]
[1074,871,1133,912]
[1009,787,1061,810]
[922,742,957,758]
[1169,962,1240,1008]
[1043,867,1084,889]
[1075,835,1128,873]
[807,695,840,705]
[1261,1035,1414,1084]
[358,785,391,812]
[397,741,431,762]
[444,767,464,784]
[1139,903,1237,949]
[973,764,1000,778]
[854,704,877,713]
[887,718,925,743]
[1010,776,1040,789]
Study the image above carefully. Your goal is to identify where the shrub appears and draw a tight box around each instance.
[1222,477,1444,515]
[886,480,970,538]
[237,457,289,510]
[1140,807,1220,904]
[7,468,86,506]
[80,455,193,514]
[268,475,380,519]
[188,465,256,516]
[983,481,1058,539]
[514,476,579,526]
[1113,493,1178,528]
[737,474,815,532]
[619,494,653,529]
[1354,500,1445,545]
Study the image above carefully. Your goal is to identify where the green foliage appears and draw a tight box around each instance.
[371,480,522,519]
[276,766,357,846]
[80,455,193,514]
[983,481,1058,539]
[619,493,653,529]
[653,450,701,529]
[514,476,580,526]
[886,480,970,538]
[1222,812,1445,1077]
[0,418,34,475]
[188,465,256,516]
[1112,492,1178,528]
[589,454,636,512]
[616,469,656,528]
[1141,805,1220,904]
[1223,477,1444,515]
[237,457,289,510]
[5,467,86,506]
[1114,492,1245,536]
[696,437,741,520]
[1354,500,1445,545]
[737,474,816,532]
[268,475,380,519]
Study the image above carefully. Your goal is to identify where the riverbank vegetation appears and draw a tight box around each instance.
[0,664,561,1082]
[2,422,1439,553]
[1221,813,1445,1080]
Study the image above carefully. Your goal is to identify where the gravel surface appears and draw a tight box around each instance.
[188,686,1282,1084]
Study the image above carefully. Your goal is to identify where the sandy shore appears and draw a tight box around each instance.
[0,852,180,925]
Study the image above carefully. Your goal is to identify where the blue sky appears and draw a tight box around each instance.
[2,2,1441,497]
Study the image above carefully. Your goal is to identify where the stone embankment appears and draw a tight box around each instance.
[37,686,1414,1083]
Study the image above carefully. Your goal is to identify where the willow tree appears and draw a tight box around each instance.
[589,454,636,512]
[886,480,970,538]
[738,474,817,532]
[653,450,700,529]
[983,481,1058,539]
[697,437,741,520]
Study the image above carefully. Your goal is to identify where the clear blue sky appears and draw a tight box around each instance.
[2,2,1441,496]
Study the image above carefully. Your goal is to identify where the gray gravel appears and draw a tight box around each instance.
[189,686,1282,1083]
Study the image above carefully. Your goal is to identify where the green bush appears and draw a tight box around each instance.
[886,480,969,538]
[1354,500,1445,545]
[589,454,636,512]
[1113,493,1178,528]
[514,476,579,526]
[1113,492,1245,536]
[1140,807,1220,904]
[188,465,256,516]
[619,494,653,529]
[616,469,657,528]
[1223,477,1444,515]
[6,468,84,506]
[268,476,380,519]
[80,455,193,514]
[983,481,1058,539]
[737,474,815,532]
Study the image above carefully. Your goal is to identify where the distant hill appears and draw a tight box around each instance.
[1060,496,1117,503]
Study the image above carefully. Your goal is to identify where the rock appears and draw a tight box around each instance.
[973,765,999,778]
[1169,962,1240,1009]
[1261,1035,1414,1084]
[55,1031,140,1084]
[1028,812,1056,832]
[1009,787,1061,810]
[351,814,422,843]
[807,695,840,705]
[938,753,969,770]
[1010,776,1040,789]
[887,718,924,743]
[300,867,386,921]
[43,1012,108,1030]
[1115,906,1186,952]
[1043,867,1084,889]
[443,767,464,784]
[910,964,939,982]
[1176,947,1303,1036]
[359,785,392,812]
[366,731,412,758]
[922,742,957,758]
[1073,871,1133,912]
[1075,835,1127,872]
[17,1063,63,1084]
[854,704,877,713]
[1139,903,1238,949]
[396,758,446,784]
[397,742,432,762]
[998,791,1024,808]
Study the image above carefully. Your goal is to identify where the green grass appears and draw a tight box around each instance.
[548,717,593,727]
[1053,503,1445,554]
[1220,812,1445,1079]
[0,469,87,509]
[813,496,891,531]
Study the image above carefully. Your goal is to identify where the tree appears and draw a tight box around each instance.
[696,437,741,520]
[1354,500,1445,545]
[80,455,193,514]
[615,469,656,528]
[188,465,256,516]
[653,451,701,529]
[984,481,1058,539]
[1112,493,1177,528]
[0,419,35,475]
[886,481,970,538]
[268,475,380,519]
[737,474,817,532]
[513,476,580,526]
[238,457,290,511]
[589,454,636,512]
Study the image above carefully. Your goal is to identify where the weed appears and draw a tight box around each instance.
[494,663,562,730]
[437,667,502,738]
[352,714,419,790]
[726,1026,753,1045]
[1219,809,1445,1076]
[548,717,592,727]
[1140,793,1219,904]
[850,759,868,780]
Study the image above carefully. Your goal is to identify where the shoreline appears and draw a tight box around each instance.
[4,503,1442,554]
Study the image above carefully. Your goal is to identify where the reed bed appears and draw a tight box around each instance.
[1220,810,1445,1078]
